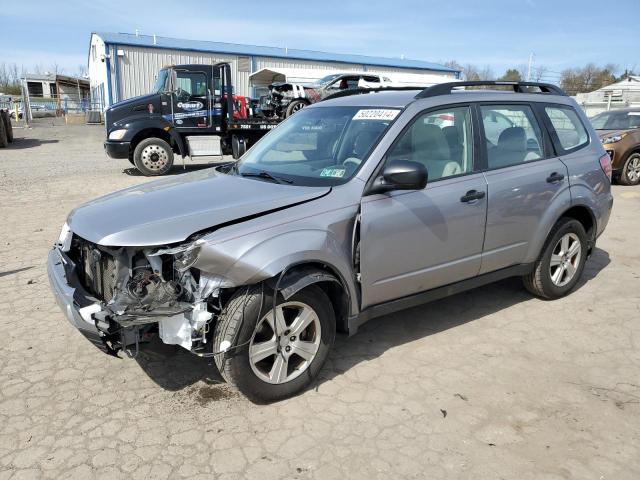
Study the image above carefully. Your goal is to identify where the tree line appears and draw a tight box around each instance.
[443,61,635,95]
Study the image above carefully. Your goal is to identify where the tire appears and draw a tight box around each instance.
[1,111,13,143]
[0,112,7,148]
[231,135,246,160]
[132,137,174,176]
[619,153,640,186]
[213,284,335,403]
[285,99,307,117]
[523,217,588,299]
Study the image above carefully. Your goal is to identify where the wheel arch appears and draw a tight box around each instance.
[264,262,352,334]
[129,127,185,159]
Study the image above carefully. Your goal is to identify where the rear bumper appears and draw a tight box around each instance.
[104,140,130,159]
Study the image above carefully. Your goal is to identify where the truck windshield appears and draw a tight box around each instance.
[235,106,400,186]
[153,69,169,93]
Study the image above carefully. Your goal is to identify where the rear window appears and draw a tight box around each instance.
[545,106,589,152]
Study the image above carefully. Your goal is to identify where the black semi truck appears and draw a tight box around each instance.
[104,62,279,176]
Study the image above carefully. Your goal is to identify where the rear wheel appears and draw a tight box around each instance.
[213,284,335,402]
[1,111,13,143]
[133,137,174,176]
[619,153,640,185]
[523,217,588,299]
[285,99,307,117]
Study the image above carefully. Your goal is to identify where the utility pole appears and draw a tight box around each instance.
[527,52,534,81]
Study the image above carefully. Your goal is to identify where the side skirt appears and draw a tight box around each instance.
[347,263,534,336]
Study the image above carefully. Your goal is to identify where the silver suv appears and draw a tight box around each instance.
[48,81,614,402]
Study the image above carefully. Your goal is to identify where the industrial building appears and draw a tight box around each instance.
[88,32,459,109]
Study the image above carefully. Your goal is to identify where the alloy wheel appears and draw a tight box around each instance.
[141,144,169,171]
[249,301,321,384]
[549,232,581,287]
[626,156,640,183]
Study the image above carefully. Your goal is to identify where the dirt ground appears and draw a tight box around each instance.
[0,120,639,479]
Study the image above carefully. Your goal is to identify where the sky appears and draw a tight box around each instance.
[0,0,637,82]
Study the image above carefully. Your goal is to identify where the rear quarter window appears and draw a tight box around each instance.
[544,106,589,152]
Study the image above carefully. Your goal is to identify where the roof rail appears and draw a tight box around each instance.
[322,86,422,102]
[415,81,567,99]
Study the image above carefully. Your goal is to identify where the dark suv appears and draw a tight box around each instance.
[49,81,613,402]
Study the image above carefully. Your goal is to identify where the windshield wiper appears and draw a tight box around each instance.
[240,170,293,184]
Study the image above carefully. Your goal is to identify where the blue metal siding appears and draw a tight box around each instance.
[104,43,113,105]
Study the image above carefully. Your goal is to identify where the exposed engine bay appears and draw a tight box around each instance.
[66,235,225,355]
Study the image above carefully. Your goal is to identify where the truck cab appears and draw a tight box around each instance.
[104,62,278,176]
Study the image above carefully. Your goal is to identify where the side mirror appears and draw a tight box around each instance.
[368,160,428,194]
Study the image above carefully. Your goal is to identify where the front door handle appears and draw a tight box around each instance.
[546,172,565,183]
[460,190,486,203]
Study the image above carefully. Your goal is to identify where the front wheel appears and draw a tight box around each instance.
[133,137,174,176]
[619,153,640,186]
[285,99,307,117]
[213,284,335,402]
[523,217,588,299]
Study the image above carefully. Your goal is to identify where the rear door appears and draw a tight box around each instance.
[478,103,571,274]
[360,105,487,308]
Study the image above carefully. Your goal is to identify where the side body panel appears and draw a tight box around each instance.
[481,158,571,272]
[193,185,362,315]
[359,173,487,309]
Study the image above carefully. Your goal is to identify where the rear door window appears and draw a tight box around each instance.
[544,106,589,152]
[480,105,544,169]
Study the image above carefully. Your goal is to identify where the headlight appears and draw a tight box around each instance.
[601,133,625,145]
[58,222,72,252]
[148,242,202,272]
[108,129,127,140]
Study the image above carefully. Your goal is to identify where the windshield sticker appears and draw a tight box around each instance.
[353,109,400,121]
[320,168,346,178]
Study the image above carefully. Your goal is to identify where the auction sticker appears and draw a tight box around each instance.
[320,168,346,178]
[353,109,400,121]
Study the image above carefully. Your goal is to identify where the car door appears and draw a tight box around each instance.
[170,68,211,130]
[478,103,571,274]
[359,105,488,309]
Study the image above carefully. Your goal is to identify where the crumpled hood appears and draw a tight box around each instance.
[68,168,330,247]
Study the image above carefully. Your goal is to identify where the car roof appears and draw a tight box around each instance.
[315,88,573,109]
[594,107,640,114]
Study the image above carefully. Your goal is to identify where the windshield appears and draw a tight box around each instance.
[313,74,341,87]
[235,106,400,186]
[591,110,640,130]
[153,69,169,94]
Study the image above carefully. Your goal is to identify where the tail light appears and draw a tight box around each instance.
[599,153,612,182]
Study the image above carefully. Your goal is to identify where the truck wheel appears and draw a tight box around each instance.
[285,100,307,117]
[213,284,335,403]
[133,138,174,176]
[619,153,640,186]
[523,217,588,299]
[1,111,13,143]
[232,135,246,160]
[0,113,7,148]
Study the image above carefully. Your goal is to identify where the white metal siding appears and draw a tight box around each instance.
[113,45,241,100]
[256,56,364,73]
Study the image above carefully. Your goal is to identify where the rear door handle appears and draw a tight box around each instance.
[546,172,565,183]
[460,189,486,203]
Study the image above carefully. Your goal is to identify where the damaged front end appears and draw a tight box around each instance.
[259,83,320,119]
[55,229,230,356]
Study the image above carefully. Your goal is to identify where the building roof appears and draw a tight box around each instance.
[94,32,458,74]
[598,76,640,91]
[23,73,89,87]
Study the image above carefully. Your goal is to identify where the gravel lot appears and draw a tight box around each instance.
[1,121,639,479]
